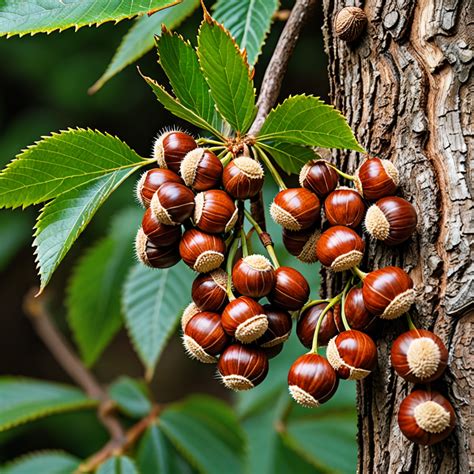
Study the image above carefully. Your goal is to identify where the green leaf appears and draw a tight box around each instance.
[0,377,96,432]
[157,28,221,129]
[197,15,257,133]
[122,262,194,378]
[97,456,138,474]
[159,396,245,474]
[258,96,366,152]
[109,377,152,419]
[258,142,316,175]
[90,0,200,93]
[0,212,30,271]
[67,208,141,367]
[213,0,279,65]
[0,451,81,474]
[0,0,178,38]
[0,128,146,210]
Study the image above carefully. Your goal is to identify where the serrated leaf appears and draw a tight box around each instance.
[122,262,194,378]
[0,128,146,210]
[97,456,138,474]
[0,0,178,38]
[258,142,316,175]
[90,0,200,93]
[0,451,81,474]
[108,376,152,419]
[34,168,138,291]
[159,396,245,474]
[0,377,96,432]
[258,96,365,152]
[0,211,30,271]
[197,15,257,133]
[67,208,141,367]
[213,0,279,65]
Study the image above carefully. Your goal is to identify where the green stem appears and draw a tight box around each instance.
[340,278,353,331]
[240,228,249,257]
[197,138,225,146]
[327,163,355,181]
[406,313,417,331]
[226,237,239,301]
[208,146,226,152]
[221,152,233,167]
[299,299,330,315]
[352,266,368,280]
[310,294,342,354]
[254,145,287,190]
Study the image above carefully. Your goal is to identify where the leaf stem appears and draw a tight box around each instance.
[299,298,330,315]
[221,151,233,167]
[197,138,225,146]
[406,312,417,330]
[226,237,239,301]
[352,266,368,280]
[310,294,342,353]
[340,278,354,331]
[327,163,355,181]
[240,228,249,257]
[254,145,287,190]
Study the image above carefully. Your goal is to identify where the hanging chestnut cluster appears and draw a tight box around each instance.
[134,130,455,447]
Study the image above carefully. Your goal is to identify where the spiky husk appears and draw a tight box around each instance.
[288,385,320,408]
[407,337,441,379]
[182,335,217,363]
[326,337,371,380]
[270,202,301,231]
[221,375,254,391]
[194,250,225,273]
[414,401,451,433]
[235,314,268,343]
[331,250,364,272]
[365,204,390,240]
[150,192,175,225]
[380,289,416,319]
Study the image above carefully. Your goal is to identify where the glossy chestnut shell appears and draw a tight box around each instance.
[222,156,264,199]
[355,157,399,200]
[334,287,377,333]
[135,228,180,269]
[297,303,338,348]
[179,229,226,273]
[299,159,339,197]
[268,266,310,311]
[282,226,320,263]
[154,131,197,173]
[232,255,275,298]
[180,148,223,191]
[191,269,228,312]
[151,182,195,225]
[324,188,366,229]
[141,208,182,247]
[136,168,183,208]
[257,305,292,348]
[194,189,237,234]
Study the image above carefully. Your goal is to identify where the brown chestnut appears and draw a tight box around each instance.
[270,188,321,231]
[154,130,197,173]
[262,343,284,359]
[135,168,183,208]
[191,269,228,312]
[135,228,180,268]
[354,157,399,200]
[141,208,182,247]
[179,229,226,273]
[282,226,320,263]
[257,305,292,348]
[218,344,268,390]
[150,182,195,225]
[232,254,275,298]
[362,266,415,319]
[299,159,339,198]
[180,148,223,191]
[268,266,310,311]
[324,187,365,229]
[398,390,455,445]
[288,353,339,408]
[315,225,365,272]
[222,156,264,199]
[334,287,377,333]
[297,303,338,348]
[180,302,200,331]
[194,189,238,234]
[391,329,448,383]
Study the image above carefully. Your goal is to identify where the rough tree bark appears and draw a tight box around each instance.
[321,1,473,472]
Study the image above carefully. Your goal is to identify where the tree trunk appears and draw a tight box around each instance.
[321,1,473,472]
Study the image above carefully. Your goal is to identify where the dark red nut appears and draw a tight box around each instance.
[150,182,195,226]
[268,266,310,311]
[288,353,339,408]
[191,269,228,312]
[362,266,415,319]
[297,303,338,348]
[221,296,268,344]
[262,343,284,359]
[282,226,320,263]
[194,189,238,234]
[180,302,200,331]
[257,305,292,348]
[135,228,180,269]
[182,312,230,363]
[354,157,399,200]
[141,208,182,247]
[180,148,223,191]
[391,329,448,383]
[232,255,275,298]
[398,390,455,445]
[316,225,365,272]
[324,187,366,229]
[222,156,265,199]
[299,159,339,198]
[334,287,377,333]
[270,188,321,231]
[153,130,197,173]
[135,168,183,208]
[365,196,417,245]
[218,344,269,390]
[327,329,377,380]
[179,229,225,273]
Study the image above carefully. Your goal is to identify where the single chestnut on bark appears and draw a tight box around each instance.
[222,156,264,199]
[334,287,377,333]
[270,188,321,231]
[191,269,228,312]
[316,225,365,272]
[194,189,238,234]
[141,208,182,247]
[324,187,366,229]
[179,229,226,273]
[365,196,418,245]
[153,130,197,173]
[362,266,415,319]
[391,329,448,383]
[398,390,455,445]
[288,353,339,408]
[268,266,310,311]
[180,302,200,331]
[150,182,195,226]
[232,254,275,298]
[282,226,320,263]
[354,157,399,200]
[180,148,223,191]
[135,168,183,208]
[299,159,339,198]
[135,228,181,269]
[218,344,269,390]
[297,303,338,348]
[257,305,292,348]
[182,311,230,363]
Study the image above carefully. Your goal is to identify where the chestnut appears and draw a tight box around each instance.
[391,329,448,383]
[222,156,264,199]
[232,254,275,298]
[257,305,292,348]
[135,168,183,208]
[141,208,182,247]
[365,196,417,245]
[354,157,399,200]
[150,182,195,226]
[221,296,268,343]
[135,228,180,268]
[268,266,310,311]
[299,159,338,198]
[218,344,268,390]
[324,187,365,229]
[315,225,365,272]
[191,269,228,312]
[270,188,321,231]
[362,266,415,319]
[181,302,200,331]
[180,148,223,191]
[288,353,339,408]
[262,343,284,359]
[194,189,238,234]
[153,130,197,173]
[334,287,377,333]
[327,330,377,380]
[183,312,229,363]
[179,229,226,273]
[282,226,320,263]
[398,390,455,445]
[297,303,338,348]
